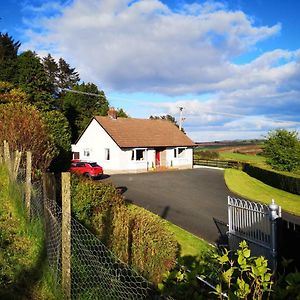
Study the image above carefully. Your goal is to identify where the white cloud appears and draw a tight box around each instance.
[23,0,281,94]
[21,0,300,141]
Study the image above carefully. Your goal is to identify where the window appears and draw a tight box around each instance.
[174,147,186,158]
[83,149,90,157]
[131,149,146,161]
[105,148,110,160]
[178,148,185,158]
[136,149,145,161]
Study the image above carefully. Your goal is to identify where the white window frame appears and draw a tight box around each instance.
[131,148,147,161]
[174,147,187,159]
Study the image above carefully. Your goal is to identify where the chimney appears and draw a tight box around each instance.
[108,107,117,119]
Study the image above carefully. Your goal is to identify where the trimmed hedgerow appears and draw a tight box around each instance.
[71,176,179,284]
[243,163,300,195]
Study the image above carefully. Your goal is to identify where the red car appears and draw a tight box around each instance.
[70,160,103,179]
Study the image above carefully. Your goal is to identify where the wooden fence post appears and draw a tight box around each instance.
[3,140,11,172]
[0,144,3,164]
[62,172,71,299]
[25,151,32,217]
[12,150,22,181]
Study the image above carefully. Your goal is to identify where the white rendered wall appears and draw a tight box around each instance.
[72,119,122,171]
[71,119,193,172]
[165,147,193,169]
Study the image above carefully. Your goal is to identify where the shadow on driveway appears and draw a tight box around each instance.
[108,168,235,245]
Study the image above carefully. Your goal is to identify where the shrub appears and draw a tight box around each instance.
[128,206,178,284]
[0,102,55,172]
[160,241,273,299]
[243,163,300,195]
[71,176,179,284]
[71,175,124,240]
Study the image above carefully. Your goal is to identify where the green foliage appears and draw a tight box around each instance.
[243,163,300,195]
[42,54,80,95]
[127,205,179,284]
[57,57,80,89]
[61,82,109,141]
[71,176,179,284]
[0,32,20,82]
[160,241,274,299]
[15,50,54,110]
[274,268,300,299]
[212,241,273,299]
[159,252,218,299]
[0,165,43,298]
[0,81,28,104]
[195,150,220,160]
[263,129,300,172]
[71,175,124,236]
[42,110,72,172]
[117,108,129,118]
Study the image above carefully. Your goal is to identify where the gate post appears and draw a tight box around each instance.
[269,199,281,272]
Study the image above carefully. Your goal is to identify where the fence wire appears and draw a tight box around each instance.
[26,174,158,300]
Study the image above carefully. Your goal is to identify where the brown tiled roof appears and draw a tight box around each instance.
[94,116,196,148]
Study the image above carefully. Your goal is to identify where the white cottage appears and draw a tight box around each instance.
[72,109,196,173]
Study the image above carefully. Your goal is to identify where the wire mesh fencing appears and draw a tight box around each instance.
[28,172,161,300]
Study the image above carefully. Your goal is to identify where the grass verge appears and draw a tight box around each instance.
[0,165,61,299]
[224,169,300,216]
[165,221,214,257]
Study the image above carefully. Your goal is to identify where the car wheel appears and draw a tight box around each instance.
[84,173,92,179]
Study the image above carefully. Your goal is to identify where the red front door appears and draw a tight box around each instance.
[155,151,160,166]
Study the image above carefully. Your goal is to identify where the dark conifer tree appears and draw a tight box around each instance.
[0,32,21,82]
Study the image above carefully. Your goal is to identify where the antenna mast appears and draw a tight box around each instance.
[179,107,184,131]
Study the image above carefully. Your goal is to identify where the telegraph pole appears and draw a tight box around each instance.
[179,107,184,131]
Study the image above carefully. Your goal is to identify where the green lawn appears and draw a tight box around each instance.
[224,169,300,216]
[165,221,214,257]
[219,152,266,164]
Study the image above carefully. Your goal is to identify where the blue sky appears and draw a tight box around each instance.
[1,0,300,142]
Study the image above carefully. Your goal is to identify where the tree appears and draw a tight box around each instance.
[16,51,54,110]
[42,110,72,172]
[61,82,109,141]
[0,32,20,82]
[149,114,185,133]
[263,129,300,172]
[42,53,59,95]
[57,57,80,90]
[42,54,80,96]
[0,103,55,171]
[117,108,128,118]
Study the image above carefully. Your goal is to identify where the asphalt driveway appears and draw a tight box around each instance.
[107,168,236,244]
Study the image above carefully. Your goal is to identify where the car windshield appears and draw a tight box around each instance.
[89,162,99,167]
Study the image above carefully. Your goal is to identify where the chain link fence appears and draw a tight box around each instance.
[26,172,162,299]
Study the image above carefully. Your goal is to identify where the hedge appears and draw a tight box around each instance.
[71,176,179,284]
[242,163,300,195]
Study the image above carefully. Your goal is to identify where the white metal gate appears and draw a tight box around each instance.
[227,196,281,271]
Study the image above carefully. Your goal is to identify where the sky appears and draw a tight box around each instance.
[1,0,300,142]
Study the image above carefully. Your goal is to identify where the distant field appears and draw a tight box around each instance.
[219,152,266,164]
